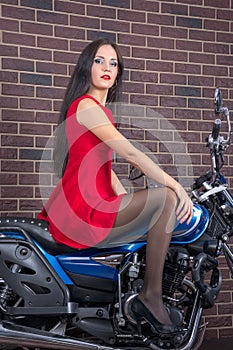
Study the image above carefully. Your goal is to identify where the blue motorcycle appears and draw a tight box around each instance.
[0,88,233,350]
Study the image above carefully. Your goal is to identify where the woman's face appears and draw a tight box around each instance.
[90,44,119,91]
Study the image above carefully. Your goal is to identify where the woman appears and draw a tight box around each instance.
[38,38,193,334]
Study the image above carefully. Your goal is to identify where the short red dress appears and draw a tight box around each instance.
[38,95,123,249]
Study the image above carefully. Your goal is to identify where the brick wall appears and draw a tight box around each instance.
[1,0,233,340]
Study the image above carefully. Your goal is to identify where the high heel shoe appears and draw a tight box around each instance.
[131,296,182,335]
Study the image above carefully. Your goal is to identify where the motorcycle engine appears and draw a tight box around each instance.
[162,247,190,298]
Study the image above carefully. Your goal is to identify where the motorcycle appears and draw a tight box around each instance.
[0,87,233,350]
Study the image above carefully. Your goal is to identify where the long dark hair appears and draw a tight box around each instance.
[53,38,124,178]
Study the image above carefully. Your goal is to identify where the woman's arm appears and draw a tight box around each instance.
[76,99,193,224]
[111,169,128,195]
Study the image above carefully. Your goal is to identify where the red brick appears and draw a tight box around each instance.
[21,21,53,36]
[1,135,33,147]
[0,18,19,31]
[87,5,116,18]
[190,29,215,42]
[175,63,201,75]
[204,0,230,8]
[0,121,17,134]
[189,52,215,64]
[0,173,17,185]
[2,4,35,20]
[36,86,65,99]
[37,10,68,25]
[147,60,173,73]
[204,42,230,54]
[102,0,130,8]
[160,96,186,108]
[54,76,70,88]
[205,19,230,32]
[132,23,159,36]
[20,47,52,61]
[123,82,144,94]
[55,0,85,15]
[102,19,130,33]
[1,161,33,172]
[146,84,173,96]
[1,186,33,198]
[70,15,100,29]
[160,73,186,85]
[161,26,188,39]
[176,39,202,51]
[0,200,17,212]
[217,8,233,21]
[148,13,174,26]
[147,37,174,50]
[131,71,158,83]
[216,55,233,66]
[132,0,159,12]
[3,32,35,46]
[55,26,85,40]
[161,50,187,62]
[118,33,146,46]
[175,109,201,120]
[123,58,145,70]
[0,148,17,159]
[161,3,188,16]
[118,9,145,22]
[2,109,34,122]
[0,96,18,108]
[2,58,34,72]
[188,75,214,87]
[35,137,52,148]
[36,112,59,124]
[20,123,51,136]
[0,70,18,83]
[2,84,34,97]
[190,5,215,18]
[19,199,44,211]
[37,37,68,50]
[54,51,77,64]
[217,33,233,44]
[19,173,51,186]
[20,98,52,111]
[130,94,158,107]
[20,0,52,10]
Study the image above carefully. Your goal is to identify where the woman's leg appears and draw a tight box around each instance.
[110,187,178,325]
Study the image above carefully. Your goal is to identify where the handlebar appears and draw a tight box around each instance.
[193,88,231,190]
[211,119,221,141]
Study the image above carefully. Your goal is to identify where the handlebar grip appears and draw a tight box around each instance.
[212,118,221,141]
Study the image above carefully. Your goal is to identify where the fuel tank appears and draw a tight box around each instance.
[171,203,209,244]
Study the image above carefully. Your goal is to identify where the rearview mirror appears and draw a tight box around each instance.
[214,87,223,115]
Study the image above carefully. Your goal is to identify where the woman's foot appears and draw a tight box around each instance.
[131,296,182,334]
[139,295,172,325]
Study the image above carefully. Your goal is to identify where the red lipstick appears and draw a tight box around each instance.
[101,74,111,80]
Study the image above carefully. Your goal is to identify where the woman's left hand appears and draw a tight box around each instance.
[174,184,193,225]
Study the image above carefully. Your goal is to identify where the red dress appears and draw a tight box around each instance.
[38,95,123,249]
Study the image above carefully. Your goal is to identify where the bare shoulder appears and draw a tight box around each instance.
[76,97,110,128]
[77,96,100,113]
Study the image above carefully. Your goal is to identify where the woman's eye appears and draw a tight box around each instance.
[94,58,104,64]
[110,60,118,67]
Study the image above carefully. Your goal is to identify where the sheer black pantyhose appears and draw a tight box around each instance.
[98,187,178,325]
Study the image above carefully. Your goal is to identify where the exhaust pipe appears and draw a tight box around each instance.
[0,321,125,350]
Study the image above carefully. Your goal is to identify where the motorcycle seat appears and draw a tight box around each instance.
[0,216,77,255]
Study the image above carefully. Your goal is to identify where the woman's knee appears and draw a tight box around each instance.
[164,187,178,212]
